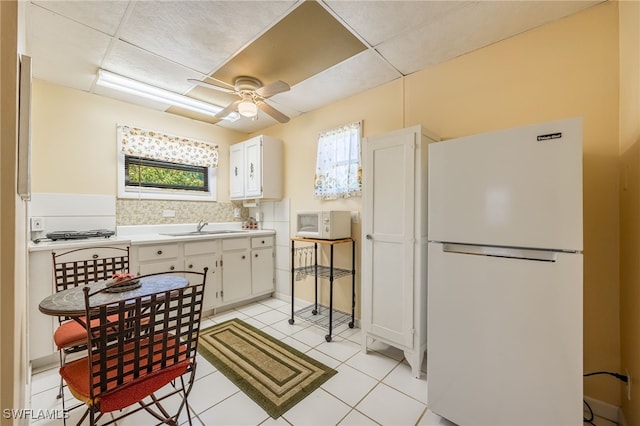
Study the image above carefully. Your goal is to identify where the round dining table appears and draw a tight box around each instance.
[39,274,189,317]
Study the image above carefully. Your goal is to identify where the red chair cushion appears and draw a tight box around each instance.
[53,315,118,350]
[59,333,190,413]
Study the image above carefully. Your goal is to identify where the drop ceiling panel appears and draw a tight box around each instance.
[119,1,297,75]
[210,1,367,88]
[378,0,602,75]
[102,41,206,94]
[271,49,401,112]
[26,4,112,91]
[32,0,129,35]
[325,0,469,47]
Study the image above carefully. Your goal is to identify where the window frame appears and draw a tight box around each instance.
[117,152,217,201]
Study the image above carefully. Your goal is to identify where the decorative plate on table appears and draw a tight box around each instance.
[104,279,141,293]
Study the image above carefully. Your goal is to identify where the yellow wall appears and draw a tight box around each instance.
[261,1,622,406]
[31,80,246,199]
[618,0,640,423]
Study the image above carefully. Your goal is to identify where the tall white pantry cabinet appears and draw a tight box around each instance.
[361,125,438,378]
[230,135,283,200]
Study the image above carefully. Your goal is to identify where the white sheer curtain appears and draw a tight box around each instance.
[314,121,362,200]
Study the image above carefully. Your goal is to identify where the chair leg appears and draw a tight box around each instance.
[57,350,65,399]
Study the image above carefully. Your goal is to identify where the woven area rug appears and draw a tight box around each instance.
[197,318,337,418]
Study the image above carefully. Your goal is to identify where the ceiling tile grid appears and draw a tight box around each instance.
[24,0,605,134]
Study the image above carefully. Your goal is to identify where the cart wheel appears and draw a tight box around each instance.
[348,322,354,328]
[325,335,332,342]
[288,319,294,325]
[312,309,318,315]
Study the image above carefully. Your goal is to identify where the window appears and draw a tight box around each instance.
[125,156,209,192]
[117,125,218,201]
[314,121,362,200]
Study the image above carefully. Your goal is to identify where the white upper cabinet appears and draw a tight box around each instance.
[229,135,283,200]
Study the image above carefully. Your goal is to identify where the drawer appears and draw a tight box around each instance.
[137,244,179,261]
[184,240,218,257]
[222,237,250,251]
[52,245,129,262]
[251,236,274,248]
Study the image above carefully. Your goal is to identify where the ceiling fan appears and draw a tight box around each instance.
[188,76,290,123]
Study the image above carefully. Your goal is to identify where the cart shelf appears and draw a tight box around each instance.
[289,237,356,342]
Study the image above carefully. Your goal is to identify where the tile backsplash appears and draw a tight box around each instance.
[116,199,247,226]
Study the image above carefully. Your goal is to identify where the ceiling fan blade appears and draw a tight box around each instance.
[255,80,290,98]
[188,78,235,94]
[257,101,290,123]
[215,100,241,119]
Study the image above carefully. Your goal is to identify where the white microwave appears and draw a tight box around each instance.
[295,210,352,240]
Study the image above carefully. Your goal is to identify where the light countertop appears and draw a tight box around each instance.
[29,222,275,252]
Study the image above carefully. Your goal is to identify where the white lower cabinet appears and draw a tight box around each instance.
[184,240,220,311]
[251,236,274,295]
[221,238,252,304]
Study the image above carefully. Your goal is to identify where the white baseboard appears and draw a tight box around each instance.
[584,396,619,423]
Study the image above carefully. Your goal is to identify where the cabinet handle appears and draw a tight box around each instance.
[170,266,175,271]
[157,250,163,255]
[242,255,246,259]
[261,240,265,244]
[188,264,193,269]
[92,254,99,259]
[366,234,373,240]
[255,253,259,258]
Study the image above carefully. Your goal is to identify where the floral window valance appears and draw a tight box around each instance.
[118,125,218,168]
[314,121,362,200]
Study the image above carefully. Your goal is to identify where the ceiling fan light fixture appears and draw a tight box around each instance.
[238,99,258,118]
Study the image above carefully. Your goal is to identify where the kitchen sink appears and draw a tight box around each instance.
[161,230,247,237]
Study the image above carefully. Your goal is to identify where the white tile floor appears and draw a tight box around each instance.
[29,297,617,426]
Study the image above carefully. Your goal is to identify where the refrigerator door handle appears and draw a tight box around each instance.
[442,243,558,262]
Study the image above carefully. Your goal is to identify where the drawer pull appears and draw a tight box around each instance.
[255,253,259,258]
[170,266,175,271]
[261,240,265,244]
[242,255,246,259]
[188,264,193,269]
[92,254,99,259]
[157,250,163,255]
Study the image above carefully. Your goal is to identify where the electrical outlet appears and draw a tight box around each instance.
[626,368,632,400]
[30,217,44,231]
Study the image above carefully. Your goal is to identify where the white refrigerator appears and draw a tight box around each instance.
[427,118,583,425]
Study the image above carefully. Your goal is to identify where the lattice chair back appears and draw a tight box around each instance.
[60,269,207,426]
[52,246,130,293]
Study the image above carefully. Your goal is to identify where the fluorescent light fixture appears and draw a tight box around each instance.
[96,69,239,121]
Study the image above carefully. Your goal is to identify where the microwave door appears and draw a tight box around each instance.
[298,214,320,234]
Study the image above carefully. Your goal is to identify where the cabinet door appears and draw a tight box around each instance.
[230,143,245,199]
[251,247,273,295]
[221,250,251,303]
[185,254,219,311]
[362,128,416,348]
[244,137,262,198]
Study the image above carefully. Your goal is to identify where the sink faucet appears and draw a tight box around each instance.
[196,220,208,232]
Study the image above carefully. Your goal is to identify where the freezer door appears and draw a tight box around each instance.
[427,243,583,426]
[428,118,583,251]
